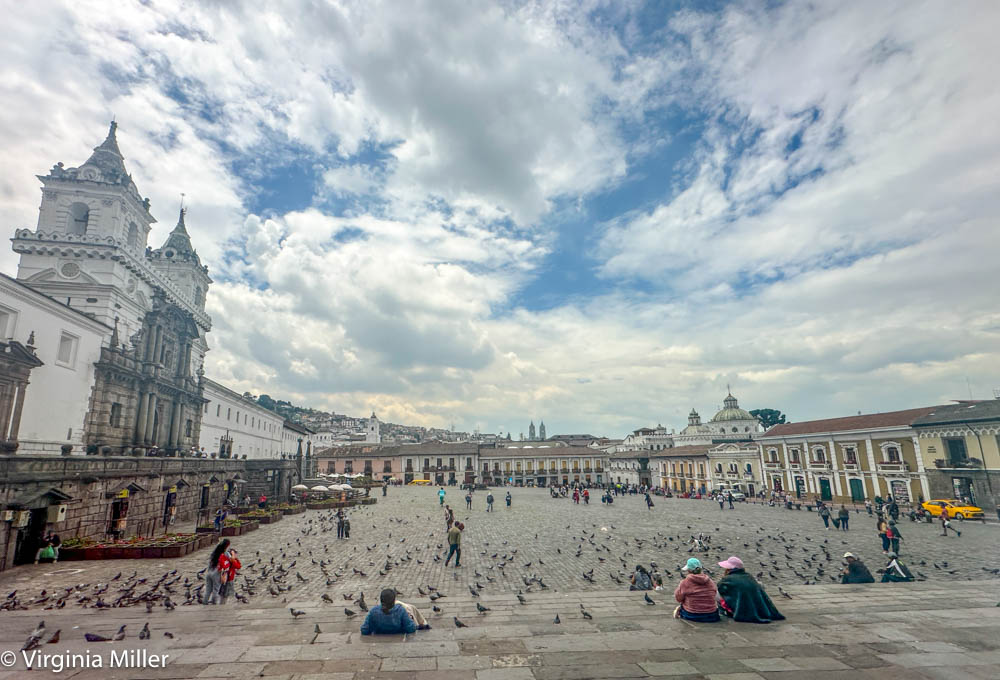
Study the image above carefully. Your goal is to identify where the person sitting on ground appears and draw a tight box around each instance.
[361,588,418,635]
[629,564,653,591]
[672,558,720,622]
[840,552,875,584]
[652,574,664,591]
[716,556,785,623]
[877,552,914,583]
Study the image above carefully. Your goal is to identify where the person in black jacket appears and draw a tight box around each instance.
[716,556,785,623]
[840,552,875,584]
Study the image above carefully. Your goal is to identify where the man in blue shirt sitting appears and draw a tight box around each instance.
[360,589,418,635]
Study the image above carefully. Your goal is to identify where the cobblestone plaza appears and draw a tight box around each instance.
[2,487,999,601]
[1,488,1000,679]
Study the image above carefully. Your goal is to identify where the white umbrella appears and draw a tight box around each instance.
[310,485,329,492]
[291,484,308,491]
[341,483,352,489]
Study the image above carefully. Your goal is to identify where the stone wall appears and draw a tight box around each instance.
[0,455,298,572]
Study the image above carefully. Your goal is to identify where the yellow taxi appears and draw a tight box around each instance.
[407,479,432,485]
[921,499,984,520]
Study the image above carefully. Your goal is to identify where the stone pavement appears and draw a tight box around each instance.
[2,487,997,604]
[1,579,999,679]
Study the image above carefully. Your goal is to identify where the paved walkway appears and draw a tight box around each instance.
[0,580,998,679]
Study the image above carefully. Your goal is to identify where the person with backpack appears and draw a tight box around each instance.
[465,491,473,509]
[486,492,495,512]
[886,520,902,555]
[819,503,831,529]
[505,491,511,508]
[877,552,914,583]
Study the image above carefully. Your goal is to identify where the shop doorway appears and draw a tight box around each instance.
[14,509,47,566]
[849,478,865,502]
[818,478,833,501]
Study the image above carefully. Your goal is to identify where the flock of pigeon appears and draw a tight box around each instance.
[5,491,997,648]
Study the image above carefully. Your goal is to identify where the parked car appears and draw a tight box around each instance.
[921,499,984,520]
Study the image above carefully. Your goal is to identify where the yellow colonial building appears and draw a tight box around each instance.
[911,399,1000,515]
[756,406,942,504]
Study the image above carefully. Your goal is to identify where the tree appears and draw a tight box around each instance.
[750,408,787,429]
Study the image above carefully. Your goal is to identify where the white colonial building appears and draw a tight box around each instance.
[199,378,285,459]
[0,274,111,453]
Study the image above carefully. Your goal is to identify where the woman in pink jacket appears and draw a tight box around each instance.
[673,557,720,622]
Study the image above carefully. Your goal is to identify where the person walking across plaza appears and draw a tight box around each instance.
[445,505,454,530]
[203,539,231,605]
[838,505,850,531]
[336,510,346,539]
[727,491,735,510]
[645,491,654,510]
[718,493,725,511]
[819,503,831,529]
[438,487,446,506]
[886,520,902,555]
[876,514,890,552]
[505,491,511,508]
[839,552,875,584]
[940,510,962,537]
[583,488,590,504]
[382,481,388,497]
[445,521,463,567]
[343,514,351,539]
[865,499,873,516]
[486,492,494,512]
[465,491,473,510]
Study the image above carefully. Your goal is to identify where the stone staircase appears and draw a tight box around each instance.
[1,580,999,679]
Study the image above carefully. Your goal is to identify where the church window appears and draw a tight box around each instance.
[110,403,122,428]
[732,427,738,433]
[56,331,79,367]
[715,463,723,473]
[0,306,16,339]
[68,203,90,235]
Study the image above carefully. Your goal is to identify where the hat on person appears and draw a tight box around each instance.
[718,556,744,570]
[843,552,857,559]
[685,557,702,570]
[886,551,897,558]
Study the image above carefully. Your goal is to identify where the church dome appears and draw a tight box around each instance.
[710,393,754,422]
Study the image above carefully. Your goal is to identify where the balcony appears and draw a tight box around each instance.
[841,462,859,471]
[807,461,831,470]
[422,465,457,473]
[764,461,782,469]
[788,462,802,469]
[876,461,909,473]
[933,458,982,469]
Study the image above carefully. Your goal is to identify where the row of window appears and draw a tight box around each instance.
[204,401,280,433]
[765,442,901,466]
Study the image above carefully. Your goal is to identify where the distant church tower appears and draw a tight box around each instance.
[539,420,546,440]
[528,420,536,440]
[366,411,381,443]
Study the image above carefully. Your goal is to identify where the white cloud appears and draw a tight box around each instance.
[1,1,998,437]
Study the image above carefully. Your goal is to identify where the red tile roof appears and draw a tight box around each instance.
[760,405,944,438]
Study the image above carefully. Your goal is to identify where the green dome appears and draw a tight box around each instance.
[710,393,754,422]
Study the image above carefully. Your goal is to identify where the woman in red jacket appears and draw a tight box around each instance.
[673,557,720,622]
[219,546,241,604]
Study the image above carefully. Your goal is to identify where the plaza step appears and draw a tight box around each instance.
[1,580,998,678]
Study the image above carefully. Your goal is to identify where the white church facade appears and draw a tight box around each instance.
[0,122,292,459]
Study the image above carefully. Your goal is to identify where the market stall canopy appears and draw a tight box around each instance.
[291,484,309,491]
[310,486,329,492]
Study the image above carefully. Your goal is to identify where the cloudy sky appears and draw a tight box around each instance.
[2,1,998,437]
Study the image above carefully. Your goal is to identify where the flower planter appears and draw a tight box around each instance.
[160,544,186,558]
[221,525,240,536]
[57,547,84,561]
[196,526,217,534]
[84,548,108,560]
[105,546,126,559]
[142,546,163,559]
